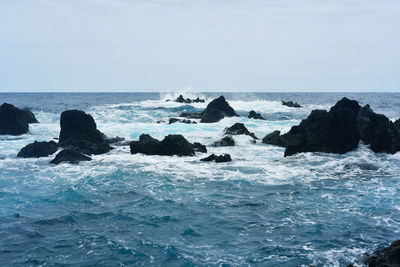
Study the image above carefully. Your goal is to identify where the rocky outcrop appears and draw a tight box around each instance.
[174,95,205,104]
[200,153,232,163]
[224,123,258,140]
[282,100,301,108]
[200,96,239,123]
[58,110,112,155]
[50,149,92,164]
[17,141,59,158]
[357,105,400,154]
[263,97,400,156]
[169,118,197,124]
[130,134,202,156]
[365,240,400,267]
[0,103,38,135]
[212,136,235,147]
[263,98,362,156]
[248,110,265,120]
[193,142,207,153]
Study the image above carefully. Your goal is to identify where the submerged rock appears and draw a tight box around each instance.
[357,105,400,154]
[179,112,202,119]
[168,118,197,124]
[282,100,302,108]
[0,103,38,135]
[17,141,59,158]
[248,110,265,120]
[224,123,258,140]
[200,96,239,123]
[212,136,235,147]
[193,142,207,153]
[50,149,92,164]
[130,134,201,156]
[365,240,400,267]
[58,110,112,155]
[200,153,232,163]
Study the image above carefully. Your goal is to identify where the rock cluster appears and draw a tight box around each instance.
[282,100,301,108]
[263,97,400,156]
[212,136,235,147]
[200,153,232,163]
[174,95,205,104]
[0,103,38,135]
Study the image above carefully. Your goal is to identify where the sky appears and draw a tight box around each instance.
[0,0,399,92]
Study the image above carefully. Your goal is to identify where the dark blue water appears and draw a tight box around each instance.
[1,92,399,266]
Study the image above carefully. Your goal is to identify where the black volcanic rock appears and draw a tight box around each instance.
[262,130,287,147]
[357,105,400,154]
[365,240,400,267]
[200,96,239,123]
[175,95,205,104]
[50,149,92,164]
[58,110,111,155]
[17,141,59,158]
[0,103,38,135]
[282,100,302,108]
[265,98,362,156]
[130,134,196,156]
[200,153,232,163]
[212,136,235,147]
[193,142,207,153]
[248,110,265,120]
[169,118,197,124]
[224,123,258,140]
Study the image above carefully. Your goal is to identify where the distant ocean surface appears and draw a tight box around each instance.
[1,92,400,266]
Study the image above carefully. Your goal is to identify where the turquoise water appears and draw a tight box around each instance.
[0,92,400,266]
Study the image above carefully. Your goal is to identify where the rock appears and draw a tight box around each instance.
[282,100,302,108]
[248,110,265,120]
[193,142,207,153]
[266,98,362,156]
[0,103,38,135]
[58,110,112,155]
[200,96,239,123]
[212,136,235,147]
[394,119,400,131]
[168,118,197,124]
[105,136,125,144]
[357,105,400,154]
[224,123,258,140]
[200,153,232,163]
[365,240,400,267]
[50,149,92,164]
[17,141,59,158]
[130,134,196,156]
[179,112,202,119]
[175,95,205,104]
[262,130,287,147]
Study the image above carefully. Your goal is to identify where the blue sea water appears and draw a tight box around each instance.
[0,92,400,266]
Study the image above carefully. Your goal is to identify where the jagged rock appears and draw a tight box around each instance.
[17,141,59,158]
[200,153,232,163]
[168,118,197,124]
[58,110,112,155]
[282,100,302,108]
[193,142,207,153]
[179,112,202,119]
[365,240,400,267]
[248,110,265,120]
[200,96,239,123]
[0,103,38,135]
[224,123,258,140]
[212,136,235,147]
[174,95,205,104]
[265,98,362,156]
[394,119,400,131]
[357,105,400,154]
[130,134,196,156]
[50,149,92,164]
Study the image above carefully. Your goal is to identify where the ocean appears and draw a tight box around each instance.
[1,92,399,266]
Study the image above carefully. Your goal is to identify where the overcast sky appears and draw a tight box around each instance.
[0,0,399,92]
